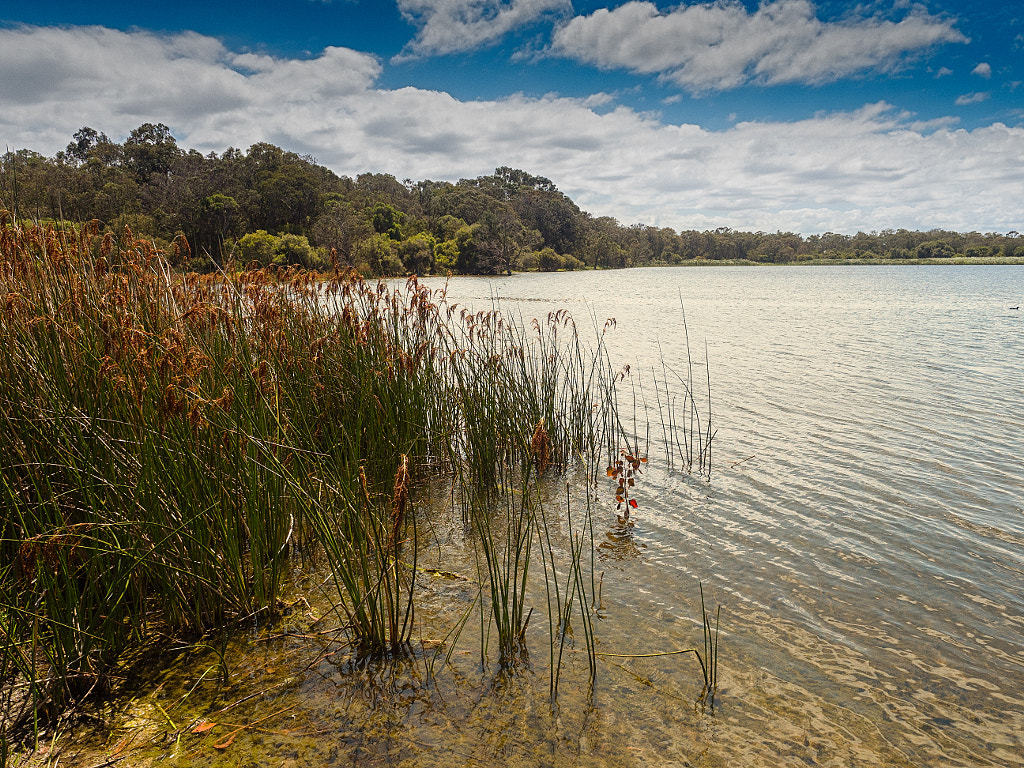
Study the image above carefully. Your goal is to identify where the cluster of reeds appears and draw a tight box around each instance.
[696,583,721,710]
[651,307,714,479]
[0,214,718,744]
[0,215,627,731]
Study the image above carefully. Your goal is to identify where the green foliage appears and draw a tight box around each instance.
[915,240,956,259]
[434,237,459,271]
[123,122,180,182]
[357,232,404,275]
[514,189,585,255]
[3,127,1021,278]
[562,253,585,270]
[273,233,325,269]
[398,232,435,274]
[63,126,111,165]
[537,247,562,272]
[237,229,278,267]
[311,199,371,265]
[198,193,240,252]
[369,202,406,240]
[459,212,540,275]
[237,230,326,269]
[461,166,557,201]
[432,213,467,242]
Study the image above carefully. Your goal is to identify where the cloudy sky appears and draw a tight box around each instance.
[2,0,1022,234]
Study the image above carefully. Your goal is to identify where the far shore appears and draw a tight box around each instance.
[588,255,1024,269]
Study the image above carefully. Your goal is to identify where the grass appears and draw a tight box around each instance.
[0,213,718,748]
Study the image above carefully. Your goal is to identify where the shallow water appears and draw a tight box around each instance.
[418,265,1024,766]
[72,265,1024,767]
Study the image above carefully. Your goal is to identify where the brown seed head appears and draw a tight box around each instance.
[389,454,410,554]
[531,417,550,474]
[100,231,114,259]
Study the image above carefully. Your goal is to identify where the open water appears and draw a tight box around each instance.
[418,264,1024,767]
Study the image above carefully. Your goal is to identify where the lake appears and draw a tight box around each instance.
[413,264,1024,766]
[92,264,1024,767]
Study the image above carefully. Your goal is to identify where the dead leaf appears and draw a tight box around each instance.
[213,727,243,750]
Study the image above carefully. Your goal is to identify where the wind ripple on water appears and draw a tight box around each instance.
[424,266,1024,765]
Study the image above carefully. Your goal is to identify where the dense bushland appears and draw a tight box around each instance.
[3,124,1020,276]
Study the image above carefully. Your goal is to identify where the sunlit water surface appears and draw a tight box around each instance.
[84,266,1024,768]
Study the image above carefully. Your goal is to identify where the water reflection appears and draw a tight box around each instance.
[597,523,648,562]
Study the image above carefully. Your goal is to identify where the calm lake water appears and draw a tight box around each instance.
[414,265,1024,766]
[95,265,1024,767]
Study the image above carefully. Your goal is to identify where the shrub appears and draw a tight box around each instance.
[538,247,562,272]
[237,229,278,267]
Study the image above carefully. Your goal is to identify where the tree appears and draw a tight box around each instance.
[273,233,324,269]
[64,127,112,165]
[427,185,504,225]
[311,199,372,265]
[537,247,562,271]
[915,240,956,259]
[461,167,557,201]
[580,220,625,268]
[466,211,539,274]
[398,232,435,274]
[198,193,240,253]
[238,143,327,233]
[356,233,403,276]
[453,225,481,274]
[235,230,324,269]
[355,172,410,203]
[513,189,585,256]
[369,202,406,240]
[434,238,459,272]
[123,123,180,183]
[431,214,466,242]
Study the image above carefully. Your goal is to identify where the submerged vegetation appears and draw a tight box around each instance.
[0,213,716,754]
[3,124,1021,277]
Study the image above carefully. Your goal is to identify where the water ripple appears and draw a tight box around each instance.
[424,265,1024,765]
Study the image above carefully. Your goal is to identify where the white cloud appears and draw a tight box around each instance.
[393,0,571,60]
[2,26,1021,235]
[935,66,953,77]
[549,0,967,92]
[972,62,992,78]
[955,91,990,105]
[0,24,381,141]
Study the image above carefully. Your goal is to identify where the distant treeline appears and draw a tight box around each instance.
[3,123,1021,275]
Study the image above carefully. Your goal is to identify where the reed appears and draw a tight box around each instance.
[695,583,721,709]
[0,214,715,742]
[305,459,418,656]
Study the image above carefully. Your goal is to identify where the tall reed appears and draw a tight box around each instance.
[0,214,715,740]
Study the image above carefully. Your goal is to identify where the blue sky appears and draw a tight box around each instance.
[1,0,1022,234]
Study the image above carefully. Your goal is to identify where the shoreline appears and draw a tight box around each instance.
[602,256,1024,268]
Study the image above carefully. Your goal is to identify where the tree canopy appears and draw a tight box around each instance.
[2,126,1020,276]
